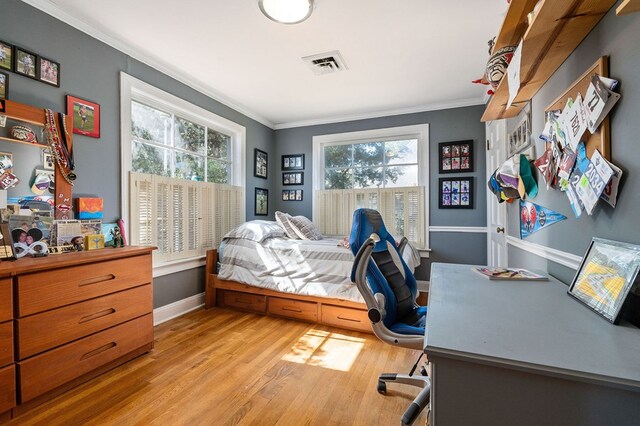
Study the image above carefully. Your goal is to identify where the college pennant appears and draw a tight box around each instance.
[520,201,567,239]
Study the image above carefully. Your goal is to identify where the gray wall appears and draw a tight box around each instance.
[506,1,640,283]
[274,105,488,280]
[1,0,274,308]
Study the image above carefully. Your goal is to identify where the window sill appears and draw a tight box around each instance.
[153,256,206,278]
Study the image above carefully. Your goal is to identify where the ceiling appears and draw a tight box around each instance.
[28,0,507,128]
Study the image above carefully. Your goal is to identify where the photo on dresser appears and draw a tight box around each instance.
[0,222,16,260]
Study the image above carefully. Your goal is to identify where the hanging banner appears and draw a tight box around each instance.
[520,200,567,239]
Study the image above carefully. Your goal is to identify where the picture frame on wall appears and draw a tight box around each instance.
[0,71,8,100]
[282,154,305,171]
[568,238,640,324]
[439,177,473,209]
[38,56,60,87]
[255,187,268,216]
[282,172,303,186]
[14,46,37,79]
[66,95,101,138]
[0,40,13,71]
[254,148,268,179]
[508,103,532,157]
[439,140,474,174]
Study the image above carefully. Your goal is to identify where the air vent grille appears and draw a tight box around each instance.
[302,51,348,75]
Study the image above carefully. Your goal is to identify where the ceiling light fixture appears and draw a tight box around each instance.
[259,0,314,24]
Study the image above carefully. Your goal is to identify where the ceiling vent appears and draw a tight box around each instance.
[302,51,348,75]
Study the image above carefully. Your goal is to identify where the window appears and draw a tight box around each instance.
[313,125,428,248]
[120,73,246,274]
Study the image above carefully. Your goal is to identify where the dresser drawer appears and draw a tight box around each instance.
[268,297,318,322]
[19,313,153,403]
[220,290,266,313]
[17,254,152,316]
[0,279,12,322]
[321,304,370,332]
[0,364,16,414]
[0,321,12,367]
[17,285,152,360]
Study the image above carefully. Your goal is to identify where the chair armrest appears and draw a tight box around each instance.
[397,236,408,256]
[351,234,386,323]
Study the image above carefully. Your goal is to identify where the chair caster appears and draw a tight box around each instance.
[420,366,428,376]
[377,380,387,394]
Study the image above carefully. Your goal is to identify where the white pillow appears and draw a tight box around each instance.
[288,216,323,240]
[275,211,299,239]
[223,220,285,243]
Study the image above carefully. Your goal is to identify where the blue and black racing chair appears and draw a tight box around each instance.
[350,208,430,426]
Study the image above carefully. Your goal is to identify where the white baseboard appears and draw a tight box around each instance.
[429,226,487,233]
[506,236,582,270]
[417,280,430,292]
[153,292,205,326]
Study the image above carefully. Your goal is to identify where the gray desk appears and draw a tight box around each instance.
[424,263,640,426]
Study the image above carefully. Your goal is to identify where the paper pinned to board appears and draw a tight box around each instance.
[601,160,623,208]
[583,74,621,134]
[507,41,523,109]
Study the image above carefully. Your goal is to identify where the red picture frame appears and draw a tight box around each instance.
[66,95,100,138]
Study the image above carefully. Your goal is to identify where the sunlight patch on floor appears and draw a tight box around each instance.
[282,329,365,372]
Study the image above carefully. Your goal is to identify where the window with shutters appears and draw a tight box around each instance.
[313,125,429,248]
[121,73,246,273]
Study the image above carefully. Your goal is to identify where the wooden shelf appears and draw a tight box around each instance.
[491,0,539,54]
[616,0,640,15]
[481,0,617,122]
[0,136,47,149]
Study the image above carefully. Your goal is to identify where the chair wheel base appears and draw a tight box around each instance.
[377,380,387,394]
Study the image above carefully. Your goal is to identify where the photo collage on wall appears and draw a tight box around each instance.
[439,177,473,209]
[281,154,304,202]
[438,140,474,209]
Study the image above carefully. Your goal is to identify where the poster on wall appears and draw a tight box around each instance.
[520,201,567,239]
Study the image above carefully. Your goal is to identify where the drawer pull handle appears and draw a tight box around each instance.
[282,307,302,313]
[79,308,116,324]
[81,342,117,360]
[78,274,116,287]
[337,316,360,323]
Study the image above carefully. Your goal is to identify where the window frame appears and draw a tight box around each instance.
[312,124,429,249]
[120,72,246,276]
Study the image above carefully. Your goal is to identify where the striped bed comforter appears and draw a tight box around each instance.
[218,237,419,303]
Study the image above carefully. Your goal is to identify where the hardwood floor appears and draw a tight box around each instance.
[9,308,427,425]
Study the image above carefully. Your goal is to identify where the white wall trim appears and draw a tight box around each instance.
[429,226,488,233]
[153,293,205,326]
[275,97,485,130]
[22,0,273,129]
[506,235,582,270]
[153,256,206,278]
[417,280,430,292]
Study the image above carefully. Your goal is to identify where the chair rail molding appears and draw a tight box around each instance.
[429,226,488,233]
[506,235,582,270]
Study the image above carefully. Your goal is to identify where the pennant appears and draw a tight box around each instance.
[520,201,567,239]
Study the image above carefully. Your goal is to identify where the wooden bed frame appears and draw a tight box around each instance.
[205,249,372,333]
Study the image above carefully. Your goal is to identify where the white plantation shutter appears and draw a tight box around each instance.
[130,172,243,263]
[316,186,425,247]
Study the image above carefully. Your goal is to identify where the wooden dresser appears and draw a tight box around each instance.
[0,246,154,419]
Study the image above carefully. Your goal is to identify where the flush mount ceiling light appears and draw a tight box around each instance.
[259,0,314,24]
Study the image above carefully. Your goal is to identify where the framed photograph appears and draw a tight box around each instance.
[42,151,54,170]
[439,141,474,174]
[439,177,473,209]
[0,151,13,174]
[66,95,101,138]
[38,56,60,87]
[255,187,268,216]
[0,222,16,260]
[254,148,268,179]
[0,40,12,71]
[568,238,640,324]
[282,190,289,201]
[295,189,303,201]
[0,71,7,100]
[282,172,304,186]
[508,103,532,157]
[282,154,305,171]
[14,46,37,79]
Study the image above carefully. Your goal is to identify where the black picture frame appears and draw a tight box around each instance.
[254,148,268,179]
[282,154,305,171]
[0,71,8,100]
[13,46,38,80]
[38,56,60,87]
[439,177,473,209]
[282,189,303,201]
[439,140,474,174]
[282,172,304,186]
[568,238,640,324]
[0,40,13,71]
[255,187,268,216]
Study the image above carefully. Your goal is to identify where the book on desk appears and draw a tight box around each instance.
[472,267,548,281]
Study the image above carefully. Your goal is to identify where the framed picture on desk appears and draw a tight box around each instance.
[568,238,640,324]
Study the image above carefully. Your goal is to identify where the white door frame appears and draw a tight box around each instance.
[486,120,508,267]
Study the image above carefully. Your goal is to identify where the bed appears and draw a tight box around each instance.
[205,220,420,333]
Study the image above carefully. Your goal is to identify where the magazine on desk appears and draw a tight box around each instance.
[473,267,548,281]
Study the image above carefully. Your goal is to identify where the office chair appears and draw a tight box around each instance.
[350,208,430,426]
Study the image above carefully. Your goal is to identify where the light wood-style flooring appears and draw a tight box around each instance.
[9,307,427,425]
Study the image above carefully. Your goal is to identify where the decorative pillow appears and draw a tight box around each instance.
[223,220,285,243]
[288,215,323,241]
[275,211,299,239]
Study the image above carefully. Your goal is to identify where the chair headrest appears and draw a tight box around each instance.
[349,208,393,254]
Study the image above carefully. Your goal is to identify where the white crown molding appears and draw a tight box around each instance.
[274,97,486,130]
[21,0,274,129]
[506,235,582,270]
[153,292,205,326]
[429,226,488,233]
